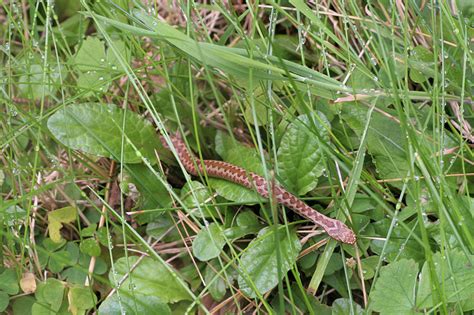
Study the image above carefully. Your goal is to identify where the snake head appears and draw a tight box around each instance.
[327,223,357,245]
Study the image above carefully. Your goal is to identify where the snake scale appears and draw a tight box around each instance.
[161,132,356,244]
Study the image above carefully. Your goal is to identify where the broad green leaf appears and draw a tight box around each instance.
[68,286,97,315]
[146,215,181,242]
[0,292,8,313]
[37,239,75,273]
[107,40,130,70]
[76,70,110,93]
[224,211,264,239]
[73,37,129,94]
[62,253,107,284]
[12,296,35,315]
[277,113,329,195]
[48,206,77,243]
[79,224,97,237]
[323,253,343,276]
[370,219,425,263]
[370,259,419,315]
[0,268,19,295]
[360,256,380,280]
[209,146,266,204]
[323,269,354,297]
[126,164,172,221]
[47,103,161,164]
[214,130,238,158]
[79,238,101,257]
[341,102,412,188]
[181,181,217,218]
[111,256,190,303]
[332,298,364,315]
[243,90,269,126]
[16,55,63,99]
[280,283,331,314]
[98,293,171,315]
[31,302,55,315]
[238,226,302,298]
[417,250,474,308]
[35,278,65,312]
[236,210,262,228]
[0,205,26,226]
[74,37,107,72]
[192,223,226,261]
[408,46,435,83]
[204,261,227,301]
[372,153,411,185]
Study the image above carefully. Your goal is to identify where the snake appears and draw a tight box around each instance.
[161,132,356,244]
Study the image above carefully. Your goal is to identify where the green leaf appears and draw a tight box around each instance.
[332,298,364,315]
[0,268,19,295]
[98,293,171,315]
[73,37,130,95]
[48,206,77,243]
[204,261,227,301]
[35,278,65,312]
[341,103,413,188]
[31,302,55,315]
[79,238,101,257]
[126,164,172,218]
[370,259,419,315]
[146,215,181,242]
[236,210,261,228]
[0,291,9,312]
[214,130,238,158]
[1,205,27,226]
[62,254,107,284]
[408,46,435,83]
[37,239,75,274]
[360,256,380,280]
[238,226,302,298]
[111,256,190,303]
[243,90,269,126]
[370,219,425,263]
[181,181,217,218]
[192,223,226,261]
[47,103,161,164]
[76,70,110,93]
[106,40,130,70]
[224,211,264,239]
[417,250,474,308]
[16,55,64,99]
[74,37,107,72]
[80,224,97,237]
[12,296,35,315]
[68,285,97,314]
[280,283,331,314]
[277,113,329,195]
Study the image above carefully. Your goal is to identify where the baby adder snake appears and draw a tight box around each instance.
[161,132,356,244]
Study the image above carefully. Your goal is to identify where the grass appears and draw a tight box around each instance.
[0,0,473,314]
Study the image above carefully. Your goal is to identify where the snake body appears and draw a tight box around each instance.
[162,132,356,244]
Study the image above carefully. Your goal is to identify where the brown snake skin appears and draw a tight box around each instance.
[162,132,356,245]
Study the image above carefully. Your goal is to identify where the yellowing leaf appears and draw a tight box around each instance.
[48,207,77,243]
[20,272,36,294]
[67,286,97,315]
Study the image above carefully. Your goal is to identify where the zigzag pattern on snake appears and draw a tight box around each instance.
[161,132,356,244]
